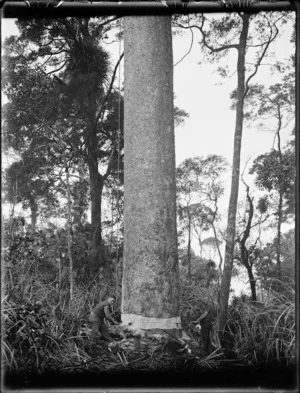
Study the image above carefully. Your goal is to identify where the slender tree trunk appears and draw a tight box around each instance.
[187,212,192,278]
[276,192,283,279]
[247,267,257,301]
[276,119,283,279]
[122,16,181,335]
[260,280,264,302]
[73,165,87,226]
[239,181,257,302]
[211,221,223,269]
[65,163,74,303]
[87,123,105,272]
[198,234,203,259]
[9,198,17,236]
[58,253,62,305]
[29,199,38,233]
[219,14,250,332]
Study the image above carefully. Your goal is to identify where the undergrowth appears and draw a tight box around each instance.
[1,232,295,382]
[226,278,295,367]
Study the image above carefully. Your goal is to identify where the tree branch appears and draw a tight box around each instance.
[244,15,282,98]
[45,60,68,76]
[174,16,194,67]
[62,19,79,44]
[98,16,120,29]
[175,18,238,53]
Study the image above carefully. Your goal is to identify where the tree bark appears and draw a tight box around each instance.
[87,122,105,271]
[239,181,257,301]
[210,209,223,271]
[73,165,87,227]
[247,266,257,301]
[65,163,74,303]
[276,118,283,280]
[122,16,181,334]
[219,14,250,332]
[187,211,192,278]
[29,198,38,233]
[276,192,283,279]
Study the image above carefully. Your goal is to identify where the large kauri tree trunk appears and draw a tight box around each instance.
[122,16,181,334]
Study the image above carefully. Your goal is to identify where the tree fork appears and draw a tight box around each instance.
[122,16,181,334]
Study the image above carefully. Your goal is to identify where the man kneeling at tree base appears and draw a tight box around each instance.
[90,296,119,342]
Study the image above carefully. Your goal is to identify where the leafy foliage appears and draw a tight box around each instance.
[4,147,58,227]
[2,300,64,374]
[255,229,295,292]
[176,155,228,272]
[1,219,296,384]
[249,148,295,216]
[2,17,125,269]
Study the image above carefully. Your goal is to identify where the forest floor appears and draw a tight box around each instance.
[3,324,296,390]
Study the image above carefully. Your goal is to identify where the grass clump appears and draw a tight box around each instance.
[227,279,295,367]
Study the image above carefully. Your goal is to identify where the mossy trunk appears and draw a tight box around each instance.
[122,16,181,333]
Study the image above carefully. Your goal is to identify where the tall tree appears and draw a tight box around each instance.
[176,155,228,276]
[2,18,124,271]
[247,77,295,278]
[249,146,295,278]
[256,228,295,298]
[4,145,57,232]
[122,16,181,334]
[175,12,285,330]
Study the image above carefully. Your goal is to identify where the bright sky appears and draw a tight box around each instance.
[1,15,294,169]
[172,15,294,166]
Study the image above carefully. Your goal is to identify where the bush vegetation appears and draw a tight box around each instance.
[227,281,295,367]
[1,227,295,385]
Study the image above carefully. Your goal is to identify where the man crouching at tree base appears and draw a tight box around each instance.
[195,301,216,355]
[90,296,119,342]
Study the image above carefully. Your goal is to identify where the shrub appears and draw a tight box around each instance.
[226,280,295,366]
[180,279,219,346]
[2,299,63,374]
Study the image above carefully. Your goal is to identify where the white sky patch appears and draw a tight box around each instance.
[172,16,294,169]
